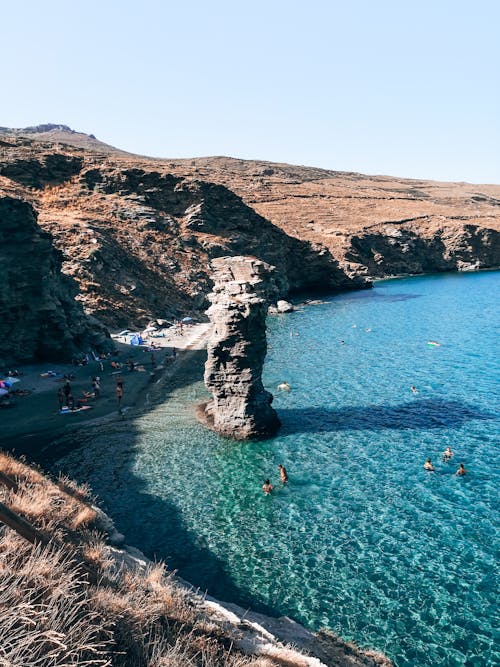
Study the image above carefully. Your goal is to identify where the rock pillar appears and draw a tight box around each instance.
[200,256,280,440]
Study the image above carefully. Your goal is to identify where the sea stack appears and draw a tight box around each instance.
[200,256,281,439]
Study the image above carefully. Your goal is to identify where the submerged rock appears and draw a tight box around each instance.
[200,256,281,440]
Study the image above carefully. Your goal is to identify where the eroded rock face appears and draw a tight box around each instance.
[200,256,280,440]
[0,195,109,366]
[344,222,500,278]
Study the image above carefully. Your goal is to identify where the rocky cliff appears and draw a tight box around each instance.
[164,156,500,281]
[0,128,499,335]
[200,256,280,440]
[344,219,500,277]
[0,195,109,366]
[0,137,365,329]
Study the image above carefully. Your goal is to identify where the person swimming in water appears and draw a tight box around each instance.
[442,446,454,461]
[410,385,418,394]
[277,382,291,391]
[456,463,467,476]
[424,458,435,471]
[278,464,288,484]
[262,479,273,494]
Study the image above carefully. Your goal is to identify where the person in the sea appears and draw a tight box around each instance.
[424,458,435,471]
[456,463,467,476]
[410,385,418,394]
[57,387,65,409]
[278,464,288,484]
[277,382,291,391]
[262,479,273,495]
[442,446,454,461]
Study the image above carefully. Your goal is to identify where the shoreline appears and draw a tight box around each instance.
[0,322,211,463]
[0,317,390,664]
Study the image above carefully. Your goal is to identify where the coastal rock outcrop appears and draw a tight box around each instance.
[0,195,109,366]
[344,221,500,278]
[0,136,367,329]
[200,256,280,440]
[1,129,498,333]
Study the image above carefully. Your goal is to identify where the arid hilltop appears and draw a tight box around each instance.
[1,125,499,355]
[167,156,500,280]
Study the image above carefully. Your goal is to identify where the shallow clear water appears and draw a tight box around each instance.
[57,271,499,667]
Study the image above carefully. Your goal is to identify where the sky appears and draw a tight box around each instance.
[2,0,499,183]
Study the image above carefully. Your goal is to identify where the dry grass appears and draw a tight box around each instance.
[0,450,382,667]
[57,473,95,502]
[70,505,98,530]
[0,534,112,666]
[0,450,292,667]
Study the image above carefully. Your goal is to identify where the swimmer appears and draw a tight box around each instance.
[262,479,273,495]
[410,385,419,394]
[456,463,467,476]
[277,382,291,392]
[278,464,288,484]
[442,446,454,461]
[423,458,435,472]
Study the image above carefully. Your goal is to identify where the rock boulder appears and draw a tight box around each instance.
[200,256,280,440]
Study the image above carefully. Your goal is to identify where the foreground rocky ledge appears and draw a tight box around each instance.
[199,256,281,440]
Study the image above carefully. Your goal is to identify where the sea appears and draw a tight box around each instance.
[55,270,499,667]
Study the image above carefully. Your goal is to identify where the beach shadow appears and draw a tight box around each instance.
[278,399,496,434]
[108,485,275,615]
[15,346,276,617]
[341,290,423,303]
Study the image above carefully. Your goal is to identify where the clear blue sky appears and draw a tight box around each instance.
[2,0,499,183]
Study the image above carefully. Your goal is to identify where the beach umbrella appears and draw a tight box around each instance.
[181,317,194,323]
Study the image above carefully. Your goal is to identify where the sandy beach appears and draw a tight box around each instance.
[0,323,210,459]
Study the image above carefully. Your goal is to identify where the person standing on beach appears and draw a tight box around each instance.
[63,379,71,401]
[92,376,100,398]
[116,384,123,411]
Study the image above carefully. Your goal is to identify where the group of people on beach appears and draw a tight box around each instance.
[424,447,467,475]
[262,464,288,494]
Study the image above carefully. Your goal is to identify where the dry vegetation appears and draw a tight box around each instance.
[0,451,319,667]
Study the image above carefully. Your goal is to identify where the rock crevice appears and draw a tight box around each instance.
[200,256,280,440]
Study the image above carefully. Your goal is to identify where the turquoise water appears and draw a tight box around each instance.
[57,271,499,667]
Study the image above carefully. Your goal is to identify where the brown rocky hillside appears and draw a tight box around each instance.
[1,126,499,338]
[166,157,500,279]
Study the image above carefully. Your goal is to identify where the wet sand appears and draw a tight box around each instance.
[0,324,210,460]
